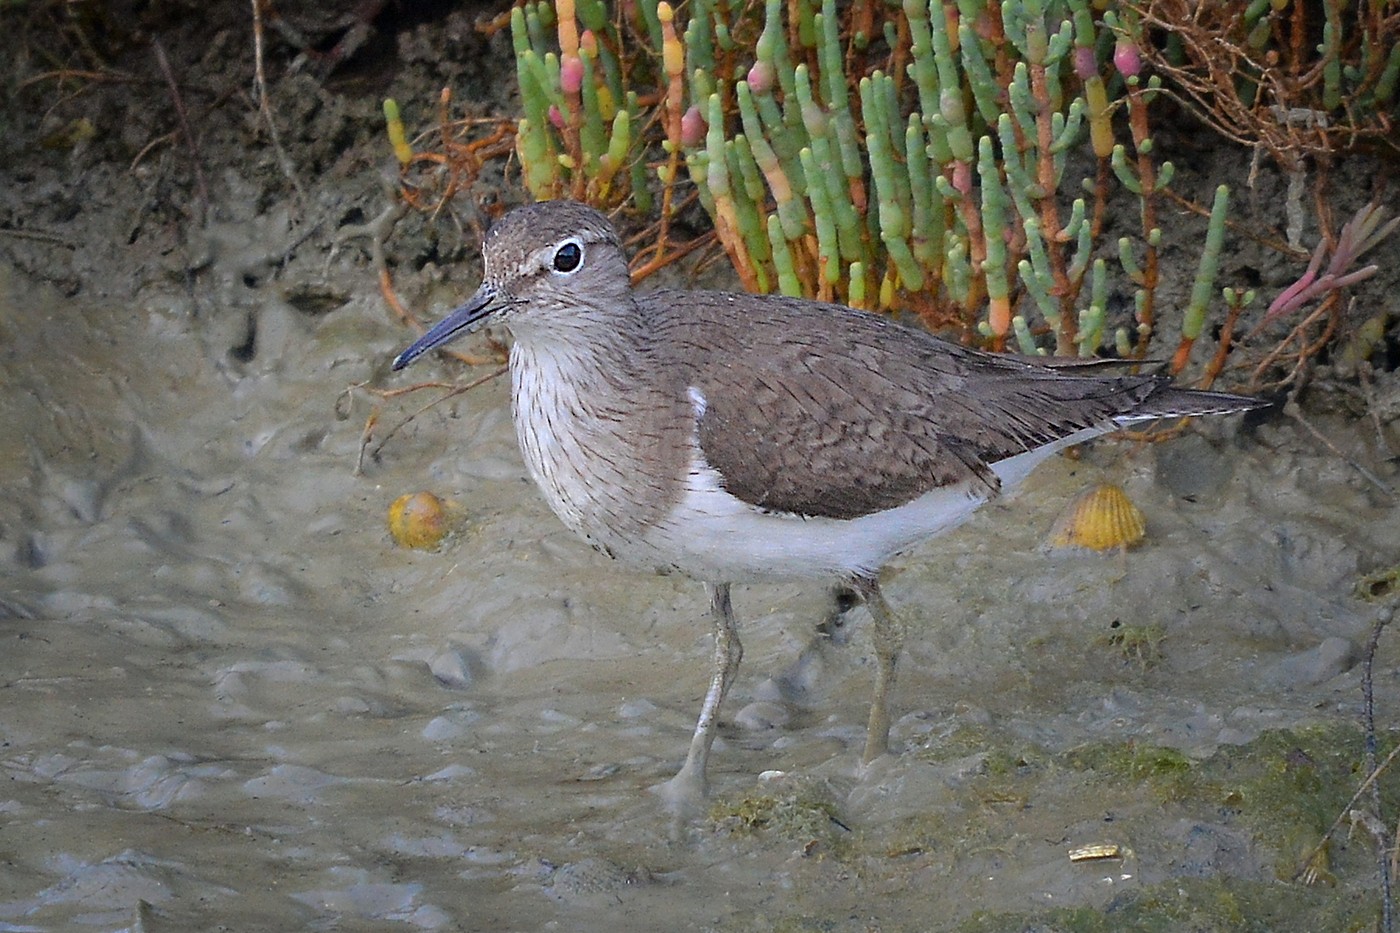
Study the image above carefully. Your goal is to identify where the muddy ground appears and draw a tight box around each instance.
[3,3,1400,931]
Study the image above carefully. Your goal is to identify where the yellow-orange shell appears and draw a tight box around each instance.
[388,492,452,550]
[1047,483,1146,552]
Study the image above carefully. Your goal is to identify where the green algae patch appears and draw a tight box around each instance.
[1199,725,1400,880]
[1064,725,1400,876]
[710,777,851,857]
[1063,740,1198,801]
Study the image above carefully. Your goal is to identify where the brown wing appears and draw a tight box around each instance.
[652,291,1165,520]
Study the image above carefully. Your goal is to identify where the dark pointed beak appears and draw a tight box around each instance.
[391,284,502,371]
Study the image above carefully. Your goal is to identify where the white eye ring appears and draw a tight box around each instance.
[551,238,585,275]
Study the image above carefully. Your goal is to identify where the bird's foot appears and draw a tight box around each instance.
[650,763,708,820]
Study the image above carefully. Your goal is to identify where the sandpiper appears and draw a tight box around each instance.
[392,200,1264,808]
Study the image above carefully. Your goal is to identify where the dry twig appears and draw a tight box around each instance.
[151,38,210,222]
[250,0,308,204]
[354,366,508,474]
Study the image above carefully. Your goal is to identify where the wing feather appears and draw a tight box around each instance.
[647,291,1209,520]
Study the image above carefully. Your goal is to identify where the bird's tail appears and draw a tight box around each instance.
[1116,386,1269,424]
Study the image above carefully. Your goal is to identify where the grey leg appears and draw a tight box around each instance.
[657,582,743,808]
[853,574,904,764]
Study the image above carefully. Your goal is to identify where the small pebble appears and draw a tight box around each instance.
[734,701,791,731]
[428,646,478,689]
[421,710,479,742]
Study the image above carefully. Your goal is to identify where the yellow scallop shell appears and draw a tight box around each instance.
[388,491,454,550]
[1047,483,1146,551]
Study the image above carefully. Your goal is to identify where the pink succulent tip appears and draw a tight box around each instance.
[680,105,706,147]
[746,60,776,95]
[1113,39,1142,78]
[560,54,584,95]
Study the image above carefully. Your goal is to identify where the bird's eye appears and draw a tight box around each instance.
[552,240,583,274]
